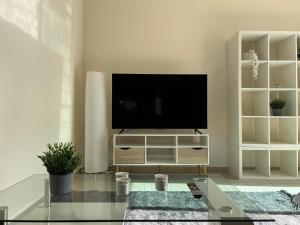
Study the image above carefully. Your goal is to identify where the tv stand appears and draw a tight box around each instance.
[113,131,209,174]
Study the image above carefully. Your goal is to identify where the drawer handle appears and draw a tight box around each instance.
[192,147,204,150]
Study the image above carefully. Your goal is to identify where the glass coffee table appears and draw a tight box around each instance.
[0,174,274,224]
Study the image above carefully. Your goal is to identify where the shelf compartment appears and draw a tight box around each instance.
[242,117,268,145]
[146,136,176,147]
[298,150,300,176]
[177,136,208,147]
[241,34,268,60]
[298,93,300,115]
[242,62,268,88]
[270,91,297,116]
[146,148,176,164]
[178,148,208,164]
[298,118,300,144]
[269,62,296,88]
[297,35,300,60]
[270,118,297,144]
[114,148,145,164]
[242,150,270,177]
[269,34,296,61]
[242,91,268,116]
[270,150,298,177]
[298,63,300,88]
[114,136,145,147]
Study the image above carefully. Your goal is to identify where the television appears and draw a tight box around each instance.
[112,74,207,129]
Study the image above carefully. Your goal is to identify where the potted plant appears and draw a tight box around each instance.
[270,98,286,116]
[38,142,81,195]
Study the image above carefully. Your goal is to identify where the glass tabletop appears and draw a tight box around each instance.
[0,173,274,223]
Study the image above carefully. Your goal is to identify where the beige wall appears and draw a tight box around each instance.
[0,0,84,191]
[83,0,300,167]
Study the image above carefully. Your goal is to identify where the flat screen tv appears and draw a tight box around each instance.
[112,74,207,129]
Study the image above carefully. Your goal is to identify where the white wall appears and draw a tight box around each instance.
[83,0,300,167]
[0,0,84,191]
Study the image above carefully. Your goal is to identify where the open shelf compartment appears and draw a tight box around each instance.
[297,35,300,61]
[270,91,297,116]
[298,118,300,144]
[114,136,145,147]
[241,34,268,60]
[298,93,300,115]
[146,136,176,147]
[242,62,268,88]
[270,150,298,177]
[269,34,296,61]
[270,118,297,144]
[242,150,270,177]
[242,117,268,145]
[298,63,300,88]
[269,62,296,88]
[242,91,268,116]
[178,136,208,147]
[146,148,176,164]
[298,150,300,176]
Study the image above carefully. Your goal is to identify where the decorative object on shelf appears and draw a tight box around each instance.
[155,174,168,191]
[115,172,129,179]
[37,142,81,195]
[249,50,259,81]
[242,49,260,81]
[116,177,130,195]
[270,98,286,116]
[297,48,300,60]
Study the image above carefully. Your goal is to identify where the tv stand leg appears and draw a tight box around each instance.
[203,166,207,175]
[197,165,207,175]
[157,165,162,173]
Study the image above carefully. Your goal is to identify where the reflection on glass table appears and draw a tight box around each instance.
[0,174,274,224]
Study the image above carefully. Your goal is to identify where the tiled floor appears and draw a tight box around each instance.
[224,178,300,195]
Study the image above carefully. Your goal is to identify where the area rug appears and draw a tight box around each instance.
[226,190,300,215]
[128,191,208,211]
[125,190,300,225]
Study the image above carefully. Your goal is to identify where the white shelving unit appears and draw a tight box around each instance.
[113,132,209,167]
[228,31,300,179]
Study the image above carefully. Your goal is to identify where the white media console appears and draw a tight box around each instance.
[112,131,209,173]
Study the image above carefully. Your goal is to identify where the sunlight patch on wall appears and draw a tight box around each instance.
[0,0,39,39]
[39,0,73,142]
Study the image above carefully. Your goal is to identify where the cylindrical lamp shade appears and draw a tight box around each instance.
[85,72,108,173]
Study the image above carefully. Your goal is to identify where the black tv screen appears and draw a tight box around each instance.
[112,74,207,129]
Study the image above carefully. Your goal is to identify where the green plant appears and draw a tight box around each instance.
[270,98,286,109]
[38,142,81,175]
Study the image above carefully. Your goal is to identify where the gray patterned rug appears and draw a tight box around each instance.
[128,191,208,211]
[227,191,300,215]
[125,190,300,225]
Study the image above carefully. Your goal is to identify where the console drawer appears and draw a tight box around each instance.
[178,148,208,164]
[114,148,145,164]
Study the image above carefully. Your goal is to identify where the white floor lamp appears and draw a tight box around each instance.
[85,71,108,173]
